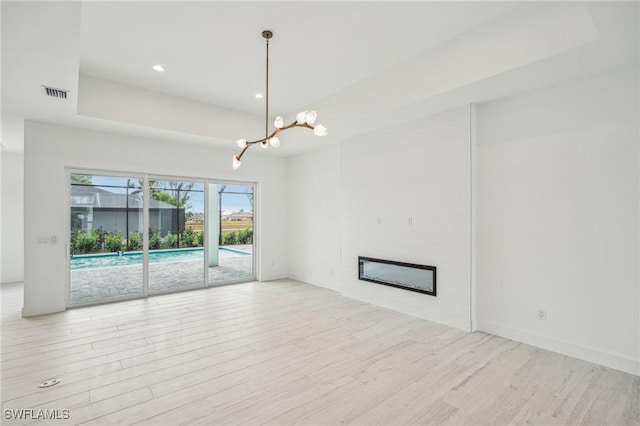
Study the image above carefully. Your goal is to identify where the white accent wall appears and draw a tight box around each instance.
[476,68,639,375]
[1,152,24,284]
[23,121,288,316]
[288,106,474,332]
[340,107,473,332]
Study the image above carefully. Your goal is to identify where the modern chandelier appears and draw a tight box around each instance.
[232,30,328,169]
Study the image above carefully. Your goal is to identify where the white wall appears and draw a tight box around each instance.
[1,151,24,284]
[477,68,639,375]
[340,106,472,331]
[0,151,2,285]
[78,74,263,145]
[288,107,473,331]
[23,121,288,316]
[287,144,341,292]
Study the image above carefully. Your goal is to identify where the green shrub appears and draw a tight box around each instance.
[189,231,202,247]
[222,232,238,245]
[237,228,253,244]
[105,231,123,252]
[127,232,142,251]
[161,232,178,249]
[180,228,194,248]
[95,227,106,249]
[149,231,161,250]
[179,229,203,248]
[221,228,253,246]
[74,229,99,253]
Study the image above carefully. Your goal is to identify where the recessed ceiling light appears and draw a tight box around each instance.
[152,64,165,72]
[255,93,264,99]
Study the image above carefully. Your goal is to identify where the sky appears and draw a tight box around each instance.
[74,174,253,213]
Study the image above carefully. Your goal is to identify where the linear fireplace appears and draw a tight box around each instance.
[358,256,436,296]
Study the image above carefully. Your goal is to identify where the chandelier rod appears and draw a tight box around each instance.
[265,30,270,141]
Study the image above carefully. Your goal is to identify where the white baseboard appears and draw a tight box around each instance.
[478,319,639,376]
[1,276,24,285]
[259,272,288,282]
[21,301,66,317]
[287,273,340,292]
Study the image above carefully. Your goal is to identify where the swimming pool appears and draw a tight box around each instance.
[71,247,250,270]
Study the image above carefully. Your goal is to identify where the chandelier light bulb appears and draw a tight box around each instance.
[260,140,269,149]
[236,139,248,149]
[296,111,308,124]
[313,124,328,137]
[274,116,284,129]
[269,136,281,148]
[305,111,318,125]
[232,155,242,169]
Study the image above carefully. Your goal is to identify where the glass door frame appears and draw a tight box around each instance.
[66,168,257,308]
[206,179,257,287]
[65,168,148,307]
[146,174,207,296]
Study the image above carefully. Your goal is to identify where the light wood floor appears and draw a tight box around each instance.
[1,280,638,425]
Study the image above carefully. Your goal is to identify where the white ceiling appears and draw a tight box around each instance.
[78,1,517,116]
[1,1,638,155]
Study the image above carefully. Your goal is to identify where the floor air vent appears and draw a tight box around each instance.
[41,86,69,99]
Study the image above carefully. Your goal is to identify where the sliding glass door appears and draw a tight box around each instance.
[148,179,205,294]
[208,184,254,286]
[69,173,144,305]
[68,172,255,306]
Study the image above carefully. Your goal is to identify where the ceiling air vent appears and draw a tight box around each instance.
[41,85,69,99]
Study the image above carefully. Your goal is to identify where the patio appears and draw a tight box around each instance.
[70,245,253,304]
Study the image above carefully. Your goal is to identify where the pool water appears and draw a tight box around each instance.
[71,248,249,270]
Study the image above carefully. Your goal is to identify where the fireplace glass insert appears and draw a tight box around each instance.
[358,256,436,296]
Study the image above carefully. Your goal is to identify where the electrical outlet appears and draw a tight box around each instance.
[537,309,547,320]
